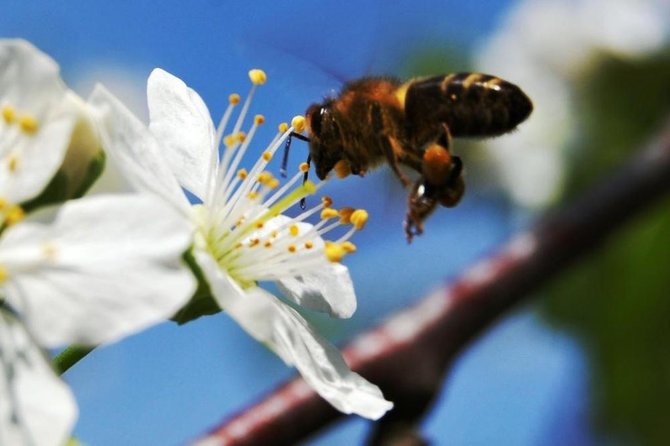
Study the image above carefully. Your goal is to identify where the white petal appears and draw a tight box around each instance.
[277,262,357,318]
[0,39,65,120]
[88,84,191,214]
[196,251,392,419]
[148,68,216,200]
[0,310,77,446]
[0,39,78,203]
[0,194,196,347]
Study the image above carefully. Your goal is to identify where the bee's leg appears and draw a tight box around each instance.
[404,178,439,243]
[371,102,412,188]
[299,153,312,210]
[281,131,310,177]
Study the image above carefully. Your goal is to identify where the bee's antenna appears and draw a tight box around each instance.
[299,153,311,210]
[281,131,310,178]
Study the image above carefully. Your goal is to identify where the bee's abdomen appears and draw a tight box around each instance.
[405,73,533,138]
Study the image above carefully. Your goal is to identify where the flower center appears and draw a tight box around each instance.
[191,69,368,288]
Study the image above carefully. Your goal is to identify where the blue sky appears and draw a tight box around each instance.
[2,1,592,445]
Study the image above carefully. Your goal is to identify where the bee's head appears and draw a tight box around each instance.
[305,101,342,180]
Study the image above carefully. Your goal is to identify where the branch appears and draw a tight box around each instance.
[191,120,670,446]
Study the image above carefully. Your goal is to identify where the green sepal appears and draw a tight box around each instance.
[171,249,221,325]
[21,151,106,213]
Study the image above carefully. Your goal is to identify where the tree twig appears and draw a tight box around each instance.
[192,120,670,446]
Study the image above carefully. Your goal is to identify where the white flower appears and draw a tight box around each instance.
[0,308,76,446]
[0,39,101,205]
[0,39,197,445]
[476,0,670,208]
[89,68,393,419]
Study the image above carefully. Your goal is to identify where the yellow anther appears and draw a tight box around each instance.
[304,241,314,249]
[5,205,24,226]
[325,242,346,263]
[247,191,259,200]
[289,224,299,236]
[267,178,280,189]
[262,151,273,161]
[270,230,278,238]
[299,162,310,173]
[236,132,247,143]
[321,208,339,220]
[350,209,369,230]
[249,69,267,85]
[18,114,39,134]
[2,105,15,124]
[334,160,351,179]
[339,207,354,224]
[264,241,273,248]
[254,114,265,125]
[287,244,297,253]
[255,221,264,229]
[234,242,243,249]
[342,241,357,253]
[321,196,333,208]
[7,155,19,172]
[291,115,306,133]
[278,122,289,133]
[229,93,241,105]
[257,171,273,184]
[237,168,248,179]
[224,134,236,147]
[249,238,260,247]
[0,265,8,284]
[0,197,7,210]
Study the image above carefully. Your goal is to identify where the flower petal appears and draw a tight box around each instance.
[0,309,77,446]
[0,194,196,347]
[0,39,79,203]
[196,251,392,419]
[88,84,191,214]
[277,262,357,318]
[147,68,216,200]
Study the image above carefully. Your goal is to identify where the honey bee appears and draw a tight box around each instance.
[284,72,533,241]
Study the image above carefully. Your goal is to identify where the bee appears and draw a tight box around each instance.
[283,72,533,241]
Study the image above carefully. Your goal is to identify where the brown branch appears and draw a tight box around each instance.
[191,120,670,446]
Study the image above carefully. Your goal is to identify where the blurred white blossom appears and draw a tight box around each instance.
[90,69,393,419]
[0,39,196,445]
[476,0,670,208]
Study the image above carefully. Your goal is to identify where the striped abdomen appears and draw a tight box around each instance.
[404,73,533,138]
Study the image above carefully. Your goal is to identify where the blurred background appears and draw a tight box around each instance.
[3,0,670,444]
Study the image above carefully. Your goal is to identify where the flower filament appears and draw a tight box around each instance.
[192,69,368,288]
